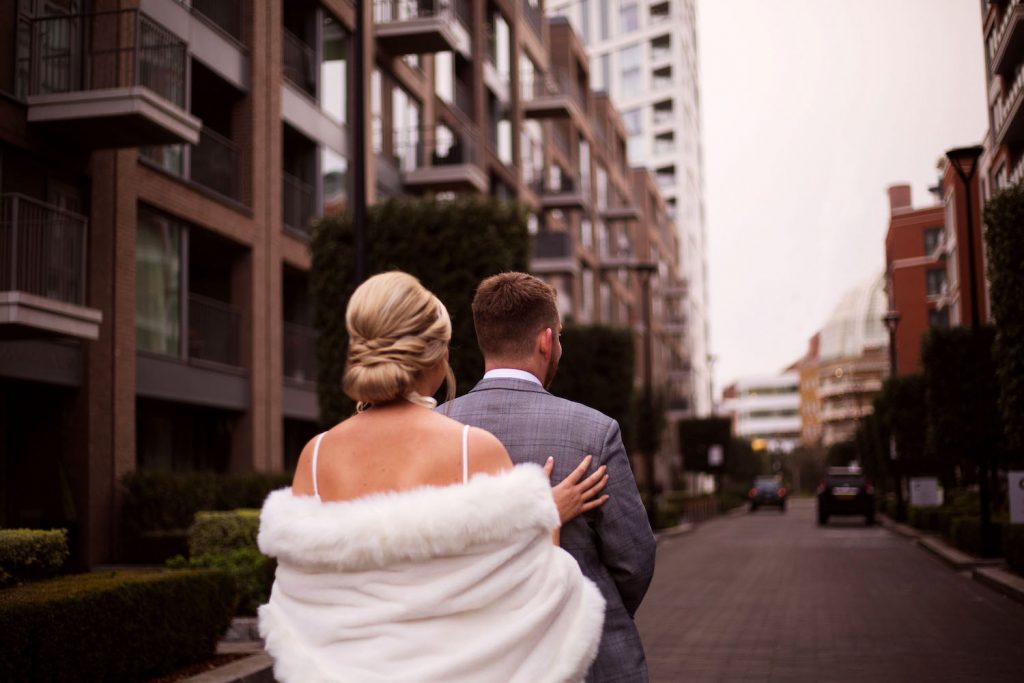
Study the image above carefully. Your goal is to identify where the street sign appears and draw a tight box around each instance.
[1009,471,1024,524]
[708,445,723,467]
[909,477,941,507]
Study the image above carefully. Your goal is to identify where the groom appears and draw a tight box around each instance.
[443,272,656,682]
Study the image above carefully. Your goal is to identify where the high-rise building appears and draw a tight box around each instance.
[0,0,686,565]
[719,372,801,454]
[546,0,710,417]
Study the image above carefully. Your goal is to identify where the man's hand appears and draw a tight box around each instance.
[546,455,610,524]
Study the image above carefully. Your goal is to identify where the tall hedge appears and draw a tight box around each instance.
[983,183,1024,461]
[548,325,636,448]
[311,196,530,424]
[921,326,1003,488]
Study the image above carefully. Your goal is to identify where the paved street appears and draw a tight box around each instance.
[636,499,1024,682]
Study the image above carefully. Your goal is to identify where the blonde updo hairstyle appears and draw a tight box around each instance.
[343,271,455,410]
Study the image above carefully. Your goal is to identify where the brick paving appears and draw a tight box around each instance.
[636,499,1024,682]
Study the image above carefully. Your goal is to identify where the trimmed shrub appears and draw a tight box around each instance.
[1004,525,1024,575]
[0,529,69,587]
[187,510,260,557]
[0,569,235,682]
[950,517,1003,557]
[168,548,273,616]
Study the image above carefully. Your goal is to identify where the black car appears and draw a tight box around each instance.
[817,468,875,525]
[748,477,787,512]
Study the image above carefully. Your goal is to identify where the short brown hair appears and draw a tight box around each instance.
[472,272,559,359]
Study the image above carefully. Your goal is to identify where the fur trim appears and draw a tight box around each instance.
[258,464,559,571]
[548,578,607,682]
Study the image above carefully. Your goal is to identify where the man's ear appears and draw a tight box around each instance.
[537,327,552,357]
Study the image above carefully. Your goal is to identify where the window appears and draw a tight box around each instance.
[926,268,947,297]
[620,45,642,97]
[321,147,348,217]
[619,2,639,32]
[599,0,610,39]
[392,86,420,171]
[650,1,670,22]
[579,140,591,194]
[923,227,942,255]
[580,0,590,44]
[652,65,673,89]
[651,34,671,61]
[137,208,182,356]
[320,14,347,123]
[621,107,643,136]
[436,52,454,102]
[928,307,950,329]
[653,98,674,124]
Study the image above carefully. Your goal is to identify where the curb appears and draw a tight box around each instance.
[915,536,1005,571]
[878,515,923,540]
[181,654,274,683]
[654,521,694,543]
[973,566,1024,606]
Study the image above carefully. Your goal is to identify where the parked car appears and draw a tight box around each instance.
[749,477,787,512]
[817,467,875,526]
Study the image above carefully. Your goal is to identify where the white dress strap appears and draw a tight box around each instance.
[311,432,327,500]
[461,424,470,484]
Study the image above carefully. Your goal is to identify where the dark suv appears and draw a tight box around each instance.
[749,477,787,512]
[817,468,874,526]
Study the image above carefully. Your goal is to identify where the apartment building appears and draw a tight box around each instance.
[546,0,711,417]
[0,0,686,565]
[816,275,889,447]
[796,333,821,448]
[719,372,801,454]
[884,184,948,376]
[982,0,1024,190]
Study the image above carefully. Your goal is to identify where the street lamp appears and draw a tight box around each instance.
[882,309,905,521]
[945,144,993,554]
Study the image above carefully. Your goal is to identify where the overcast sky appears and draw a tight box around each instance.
[697,0,989,391]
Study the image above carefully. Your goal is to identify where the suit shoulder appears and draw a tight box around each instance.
[540,393,617,429]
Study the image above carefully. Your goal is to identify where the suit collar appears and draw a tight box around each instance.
[469,377,552,396]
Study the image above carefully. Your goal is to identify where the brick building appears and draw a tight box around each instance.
[982,0,1024,190]
[0,0,688,565]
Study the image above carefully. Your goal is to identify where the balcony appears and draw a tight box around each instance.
[522,0,543,40]
[521,71,583,120]
[995,61,1024,146]
[191,0,243,41]
[988,0,1024,77]
[531,173,589,211]
[23,9,201,147]
[398,125,488,193]
[1010,156,1024,186]
[282,172,315,236]
[0,194,101,340]
[530,231,578,275]
[140,126,241,201]
[282,28,316,97]
[602,198,640,222]
[373,0,471,57]
[188,293,240,367]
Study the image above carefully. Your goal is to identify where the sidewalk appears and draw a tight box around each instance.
[878,515,1024,606]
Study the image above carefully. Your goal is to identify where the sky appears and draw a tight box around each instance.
[697,0,990,392]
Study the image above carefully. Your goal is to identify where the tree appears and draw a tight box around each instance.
[310,196,530,424]
[983,183,1024,465]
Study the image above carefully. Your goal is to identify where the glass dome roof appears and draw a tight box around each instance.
[818,273,889,362]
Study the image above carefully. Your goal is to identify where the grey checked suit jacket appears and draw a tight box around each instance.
[442,377,656,683]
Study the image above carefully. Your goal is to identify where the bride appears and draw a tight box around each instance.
[258,271,607,682]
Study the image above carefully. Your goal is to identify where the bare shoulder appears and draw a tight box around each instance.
[466,426,513,475]
[290,434,320,496]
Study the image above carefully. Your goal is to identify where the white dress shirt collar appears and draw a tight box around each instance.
[483,368,543,386]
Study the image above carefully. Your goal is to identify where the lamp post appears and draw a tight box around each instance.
[352,0,368,284]
[882,310,905,521]
[945,144,993,555]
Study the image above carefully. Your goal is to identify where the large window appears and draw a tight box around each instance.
[136,208,182,356]
[392,86,421,171]
[926,268,947,297]
[320,13,347,123]
[923,226,943,255]
[322,147,348,216]
[620,44,642,98]
[436,51,454,102]
[619,1,639,32]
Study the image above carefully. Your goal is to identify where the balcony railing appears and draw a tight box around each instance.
[394,124,483,169]
[1010,157,1024,186]
[551,123,571,158]
[191,0,243,40]
[454,77,474,121]
[282,28,316,97]
[533,231,574,260]
[282,172,315,235]
[283,321,317,383]
[188,293,240,366]
[191,128,241,201]
[995,61,1024,138]
[0,194,88,306]
[374,0,469,25]
[25,9,186,107]
[987,0,1022,66]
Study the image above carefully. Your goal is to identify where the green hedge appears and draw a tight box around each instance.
[122,471,292,534]
[0,569,235,682]
[168,548,272,616]
[1004,525,1024,575]
[949,516,1003,557]
[187,510,260,557]
[0,529,69,587]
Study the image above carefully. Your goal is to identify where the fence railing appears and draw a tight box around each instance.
[282,28,316,97]
[191,127,241,201]
[0,194,88,307]
[26,9,187,108]
[533,231,573,259]
[191,0,243,40]
[282,172,315,235]
[392,124,482,170]
[188,293,240,366]
[283,321,317,383]
[373,0,469,27]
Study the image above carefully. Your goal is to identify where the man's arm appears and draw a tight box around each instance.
[592,419,656,617]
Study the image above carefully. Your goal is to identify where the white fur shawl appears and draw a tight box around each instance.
[257,464,606,683]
